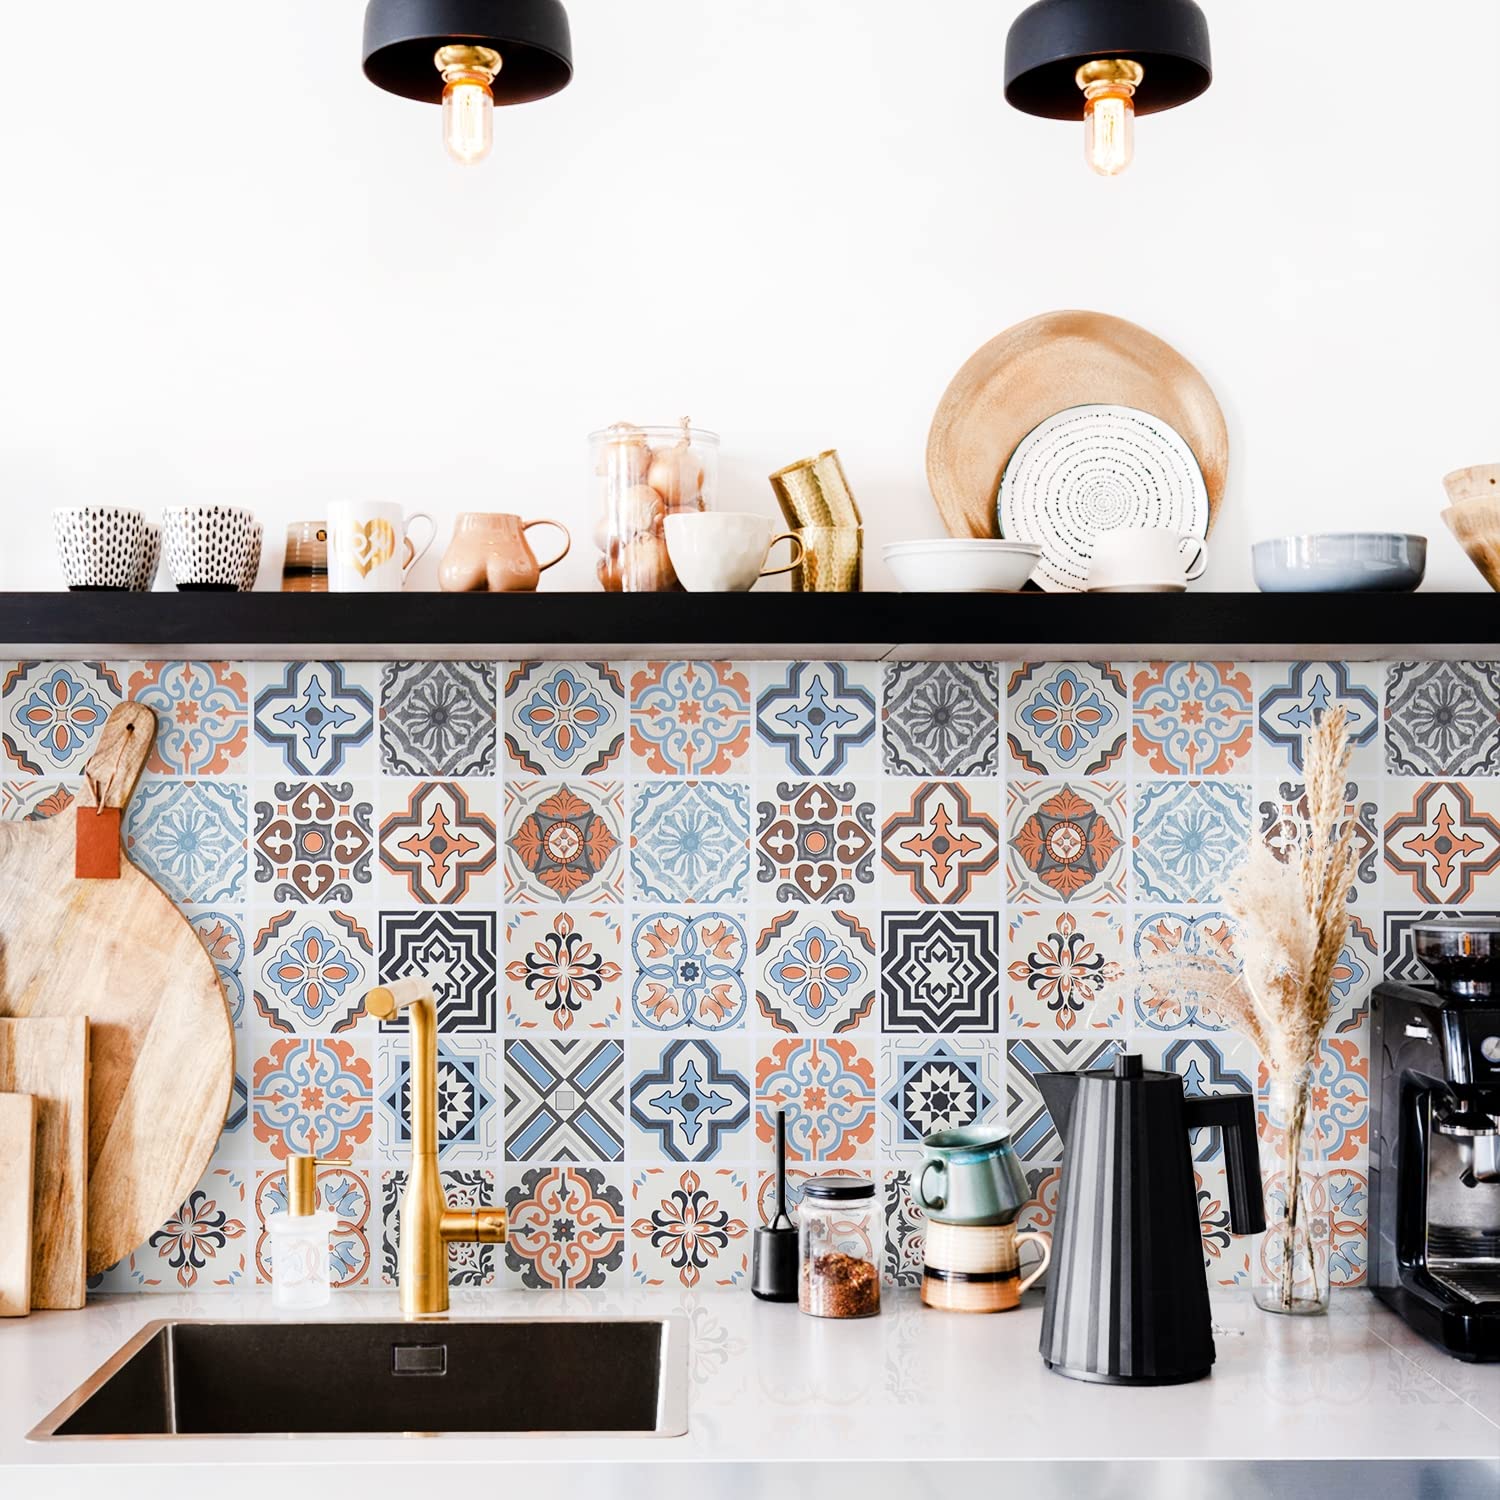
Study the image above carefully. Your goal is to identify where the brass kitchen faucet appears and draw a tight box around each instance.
[364,972,506,1317]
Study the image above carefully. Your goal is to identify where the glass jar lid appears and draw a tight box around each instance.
[801,1176,875,1202]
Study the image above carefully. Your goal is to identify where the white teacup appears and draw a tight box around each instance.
[1087,527,1207,592]
[664,511,805,592]
[328,501,436,593]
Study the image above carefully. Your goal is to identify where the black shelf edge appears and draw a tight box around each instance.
[0,591,1492,662]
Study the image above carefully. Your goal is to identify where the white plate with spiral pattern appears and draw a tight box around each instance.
[998,404,1209,593]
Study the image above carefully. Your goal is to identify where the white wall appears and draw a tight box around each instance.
[1,0,1495,594]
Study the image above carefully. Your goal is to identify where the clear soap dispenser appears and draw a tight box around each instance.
[270,1153,348,1310]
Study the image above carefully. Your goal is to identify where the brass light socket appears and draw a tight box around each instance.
[435,44,503,84]
[1075,58,1145,91]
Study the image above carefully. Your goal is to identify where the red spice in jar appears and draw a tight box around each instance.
[800,1251,880,1319]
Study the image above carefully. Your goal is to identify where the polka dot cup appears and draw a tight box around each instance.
[240,521,264,592]
[53,506,147,591]
[131,523,162,592]
[162,506,255,591]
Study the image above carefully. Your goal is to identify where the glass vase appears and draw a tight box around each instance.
[1255,1068,1332,1316]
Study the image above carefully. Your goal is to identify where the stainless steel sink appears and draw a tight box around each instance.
[30,1317,689,1439]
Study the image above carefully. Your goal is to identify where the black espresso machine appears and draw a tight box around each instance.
[1370,919,1500,1360]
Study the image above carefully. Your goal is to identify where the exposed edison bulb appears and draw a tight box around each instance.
[435,45,502,167]
[1076,60,1145,177]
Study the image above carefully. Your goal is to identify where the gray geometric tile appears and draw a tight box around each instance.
[882,661,999,777]
[380,661,496,777]
[1385,661,1500,776]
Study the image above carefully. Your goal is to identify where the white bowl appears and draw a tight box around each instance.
[883,539,1040,592]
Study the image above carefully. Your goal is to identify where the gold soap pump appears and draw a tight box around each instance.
[270,1152,349,1310]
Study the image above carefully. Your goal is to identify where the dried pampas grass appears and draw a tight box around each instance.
[1145,707,1357,1081]
[1141,706,1357,1312]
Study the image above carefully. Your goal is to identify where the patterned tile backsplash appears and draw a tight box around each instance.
[5,656,1499,1297]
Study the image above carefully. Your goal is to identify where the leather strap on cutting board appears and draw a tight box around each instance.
[0,701,232,1277]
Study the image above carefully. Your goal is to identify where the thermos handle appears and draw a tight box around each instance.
[918,1159,947,1214]
[1183,1092,1267,1236]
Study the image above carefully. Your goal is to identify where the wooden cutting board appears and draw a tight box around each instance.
[0,702,232,1277]
[0,1023,88,1308]
[0,1093,38,1316]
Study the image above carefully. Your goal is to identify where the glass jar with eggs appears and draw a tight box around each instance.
[590,420,719,591]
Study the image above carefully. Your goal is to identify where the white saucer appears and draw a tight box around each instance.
[1085,580,1188,594]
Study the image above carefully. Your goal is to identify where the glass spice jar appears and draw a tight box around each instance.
[798,1176,880,1319]
[589,421,719,592]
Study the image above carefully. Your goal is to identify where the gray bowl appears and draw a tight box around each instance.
[1252,533,1426,593]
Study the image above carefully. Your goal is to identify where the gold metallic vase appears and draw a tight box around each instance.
[792,526,864,593]
[769,450,863,531]
[770,449,864,593]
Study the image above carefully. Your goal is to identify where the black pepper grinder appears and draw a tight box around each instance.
[752,1109,798,1301]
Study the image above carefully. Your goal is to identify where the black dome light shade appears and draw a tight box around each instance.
[1004,0,1211,120]
[362,0,573,106]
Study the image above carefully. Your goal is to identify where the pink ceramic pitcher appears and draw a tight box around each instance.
[438,513,572,593]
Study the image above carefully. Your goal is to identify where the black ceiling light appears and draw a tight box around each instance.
[1004,0,1212,176]
[363,0,573,167]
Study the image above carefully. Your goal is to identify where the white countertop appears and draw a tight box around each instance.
[3,1288,1498,1493]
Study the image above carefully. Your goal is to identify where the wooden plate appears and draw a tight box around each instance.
[925,310,1228,541]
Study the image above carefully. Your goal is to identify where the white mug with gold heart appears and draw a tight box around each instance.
[327,501,436,592]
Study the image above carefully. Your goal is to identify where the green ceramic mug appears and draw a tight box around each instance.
[917,1126,1029,1226]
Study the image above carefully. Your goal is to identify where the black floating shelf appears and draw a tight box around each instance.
[0,591,1492,662]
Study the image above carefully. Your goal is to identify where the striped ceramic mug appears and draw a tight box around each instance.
[921,1218,1052,1314]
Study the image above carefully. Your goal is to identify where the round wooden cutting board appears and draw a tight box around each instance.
[0,701,232,1275]
[925,309,1229,541]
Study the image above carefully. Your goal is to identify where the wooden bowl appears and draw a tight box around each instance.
[1443,464,1500,505]
[1443,500,1500,592]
